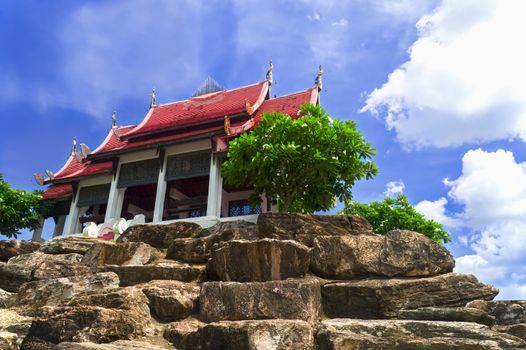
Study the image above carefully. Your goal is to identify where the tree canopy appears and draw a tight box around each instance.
[343,194,451,244]
[0,173,43,238]
[221,103,378,213]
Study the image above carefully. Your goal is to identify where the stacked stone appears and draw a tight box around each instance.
[0,214,525,349]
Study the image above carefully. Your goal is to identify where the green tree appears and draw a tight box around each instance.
[222,103,378,213]
[0,173,43,238]
[343,194,451,244]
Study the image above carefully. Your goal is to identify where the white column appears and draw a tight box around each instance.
[104,165,121,222]
[31,217,45,241]
[207,155,223,218]
[53,215,66,237]
[64,190,80,236]
[153,156,167,223]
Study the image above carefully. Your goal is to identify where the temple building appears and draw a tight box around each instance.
[33,65,322,240]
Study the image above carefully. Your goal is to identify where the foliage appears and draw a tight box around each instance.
[222,103,378,213]
[0,173,44,238]
[343,194,451,244]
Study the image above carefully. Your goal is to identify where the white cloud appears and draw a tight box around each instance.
[331,18,348,27]
[361,0,526,148]
[307,12,321,21]
[414,197,461,228]
[441,149,526,298]
[384,180,405,197]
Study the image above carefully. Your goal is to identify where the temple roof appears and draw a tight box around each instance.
[41,183,73,201]
[253,86,318,122]
[44,155,113,184]
[123,80,269,139]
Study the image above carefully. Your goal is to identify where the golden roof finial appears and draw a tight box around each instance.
[224,115,231,136]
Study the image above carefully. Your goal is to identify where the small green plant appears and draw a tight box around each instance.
[343,194,451,244]
[0,173,44,238]
[222,103,378,213]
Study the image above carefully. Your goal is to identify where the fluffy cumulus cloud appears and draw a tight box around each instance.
[384,180,405,197]
[361,0,526,148]
[414,197,461,228]
[436,149,526,299]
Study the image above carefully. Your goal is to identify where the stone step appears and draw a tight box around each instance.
[322,273,499,319]
[317,319,526,350]
[207,239,310,282]
[199,278,321,323]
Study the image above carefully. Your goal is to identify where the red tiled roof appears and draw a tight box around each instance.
[91,125,135,155]
[254,86,318,122]
[45,155,113,183]
[123,80,269,139]
[41,183,73,201]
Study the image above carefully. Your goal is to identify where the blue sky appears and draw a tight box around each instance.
[1,0,525,299]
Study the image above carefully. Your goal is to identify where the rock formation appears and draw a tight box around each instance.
[0,215,524,349]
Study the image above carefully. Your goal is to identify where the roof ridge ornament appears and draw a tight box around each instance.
[111,110,117,127]
[245,98,254,115]
[315,64,323,92]
[72,136,78,155]
[266,61,273,85]
[150,89,156,108]
[45,169,55,180]
[34,173,45,185]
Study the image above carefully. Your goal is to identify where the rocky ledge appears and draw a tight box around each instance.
[0,213,524,349]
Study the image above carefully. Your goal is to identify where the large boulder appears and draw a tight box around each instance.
[140,280,200,322]
[166,224,257,264]
[207,239,311,282]
[177,319,314,350]
[322,273,499,319]
[38,237,108,255]
[200,278,321,323]
[0,331,18,350]
[0,252,85,292]
[311,230,454,279]
[163,319,206,347]
[317,319,526,350]
[13,272,120,316]
[81,242,163,267]
[117,222,203,249]
[0,309,32,350]
[0,241,40,262]
[398,307,496,327]
[495,324,526,341]
[257,213,373,246]
[21,287,154,349]
[467,300,526,325]
[100,260,205,286]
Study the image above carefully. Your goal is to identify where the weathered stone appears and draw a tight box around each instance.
[0,309,32,339]
[39,236,107,255]
[0,289,14,308]
[163,319,205,347]
[140,280,200,322]
[20,306,155,350]
[495,324,526,341]
[0,253,84,292]
[398,307,495,327]
[179,320,314,350]
[13,272,120,316]
[166,225,257,264]
[257,213,373,246]
[0,331,18,350]
[317,319,526,350]
[81,242,163,267]
[54,339,174,349]
[322,273,499,319]
[200,278,321,323]
[208,239,311,282]
[204,220,258,239]
[311,230,454,279]
[99,260,205,286]
[0,241,40,262]
[21,286,154,350]
[117,222,203,249]
[467,300,526,325]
